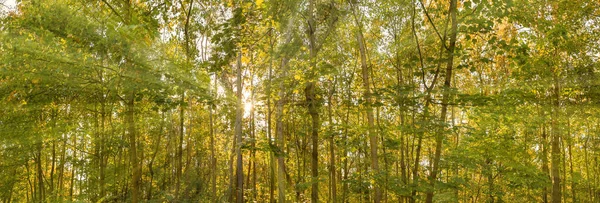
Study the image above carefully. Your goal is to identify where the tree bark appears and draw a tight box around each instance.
[550,69,561,203]
[276,55,290,203]
[123,1,140,202]
[35,144,44,202]
[176,92,184,198]
[127,92,140,203]
[425,0,457,201]
[100,89,107,200]
[267,33,275,203]
[567,119,576,202]
[307,0,320,202]
[235,51,244,203]
[327,79,337,203]
[210,74,217,200]
[542,125,550,203]
[354,11,381,203]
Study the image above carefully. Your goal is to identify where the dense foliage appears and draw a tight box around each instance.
[1,0,600,202]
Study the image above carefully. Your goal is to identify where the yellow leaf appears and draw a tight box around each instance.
[256,0,263,7]
[242,55,250,64]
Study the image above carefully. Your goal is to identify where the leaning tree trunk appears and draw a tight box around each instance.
[276,51,291,203]
[425,0,457,201]
[353,10,381,202]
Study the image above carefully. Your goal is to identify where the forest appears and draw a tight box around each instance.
[1,0,600,202]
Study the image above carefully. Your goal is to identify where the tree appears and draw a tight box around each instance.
[2,0,600,202]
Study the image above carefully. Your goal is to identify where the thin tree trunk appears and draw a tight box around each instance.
[567,119,576,202]
[542,125,550,203]
[425,0,457,201]
[307,81,320,203]
[550,69,561,203]
[328,79,337,203]
[409,3,432,202]
[35,144,44,202]
[176,91,184,198]
[57,127,67,202]
[248,61,257,201]
[342,70,354,203]
[267,33,275,203]
[123,1,140,202]
[235,51,244,203]
[306,0,320,201]
[486,158,495,203]
[395,57,409,202]
[100,86,107,200]
[70,131,76,202]
[275,54,288,203]
[147,111,164,200]
[210,74,217,200]
[27,158,33,202]
[49,110,56,200]
[350,2,380,202]
[127,92,140,203]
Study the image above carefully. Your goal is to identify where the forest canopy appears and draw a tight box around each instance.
[1,0,600,202]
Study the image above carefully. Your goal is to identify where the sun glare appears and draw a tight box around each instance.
[244,101,253,115]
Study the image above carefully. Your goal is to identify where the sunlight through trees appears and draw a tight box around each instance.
[1,0,600,202]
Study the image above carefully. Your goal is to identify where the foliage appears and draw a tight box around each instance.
[1,0,600,202]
